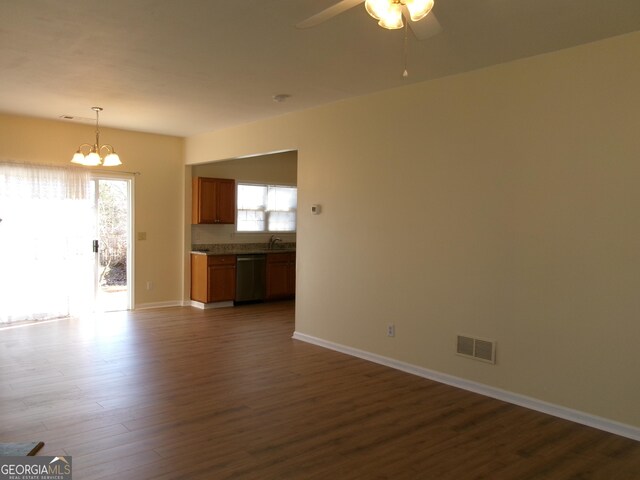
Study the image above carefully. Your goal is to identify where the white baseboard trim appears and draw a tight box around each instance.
[292,331,640,442]
[190,300,234,310]
[134,301,185,310]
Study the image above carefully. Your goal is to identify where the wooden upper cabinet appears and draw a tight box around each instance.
[192,177,236,224]
[214,179,236,224]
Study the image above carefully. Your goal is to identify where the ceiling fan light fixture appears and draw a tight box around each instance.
[405,0,434,22]
[365,0,389,20]
[377,3,404,29]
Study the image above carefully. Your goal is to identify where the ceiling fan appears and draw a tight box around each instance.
[296,0,442,41]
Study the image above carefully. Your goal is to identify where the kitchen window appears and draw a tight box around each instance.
[237,183,297,232]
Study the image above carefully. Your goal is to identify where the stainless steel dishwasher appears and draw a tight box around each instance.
[235,254,266,302]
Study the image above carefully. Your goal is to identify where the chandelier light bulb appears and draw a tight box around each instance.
[84,151,102,166]
[71,151,85,164]
[102,152,122,167]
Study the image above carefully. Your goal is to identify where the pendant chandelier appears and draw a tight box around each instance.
[71,107,122,167]
[365,0,434,30]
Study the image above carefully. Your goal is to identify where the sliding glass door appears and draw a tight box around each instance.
[0,164,133,325]
[0,163,93,324]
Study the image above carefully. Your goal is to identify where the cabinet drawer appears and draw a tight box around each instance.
[267,252,295,264]
[208,255,236,266]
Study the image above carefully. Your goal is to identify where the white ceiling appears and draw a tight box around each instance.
[1,0,639,137]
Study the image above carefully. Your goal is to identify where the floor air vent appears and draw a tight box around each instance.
[456,335,496,364]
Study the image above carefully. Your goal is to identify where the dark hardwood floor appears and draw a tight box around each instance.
[1,301,638,479]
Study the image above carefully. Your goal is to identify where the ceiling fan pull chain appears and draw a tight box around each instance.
[402,21,409,78]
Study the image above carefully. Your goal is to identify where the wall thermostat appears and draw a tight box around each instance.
[311,204,321,215]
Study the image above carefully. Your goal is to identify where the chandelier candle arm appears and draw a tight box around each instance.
[70,107,122,167]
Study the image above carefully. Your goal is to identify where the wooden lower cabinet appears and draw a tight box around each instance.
[191,252,295,304]
[191,254,236,303]
[266,252,295,300]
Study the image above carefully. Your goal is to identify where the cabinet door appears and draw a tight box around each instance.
[266,261,290,299]
[287,254,296,296]
[216,179,236,224]
[267,252,295,300]
[190,254,209,302]
[193,177,218,224]
[208,265,236,302]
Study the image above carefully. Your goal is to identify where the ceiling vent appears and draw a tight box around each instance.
[59,115,95,123]
[456,335,496,364]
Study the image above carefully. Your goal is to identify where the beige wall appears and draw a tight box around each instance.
[186,115,298,166]
[185,31,640,428]
[191,151,298,246]
[0,113,185,308]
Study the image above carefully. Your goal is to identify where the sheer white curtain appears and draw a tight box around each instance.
[0,162,93,325]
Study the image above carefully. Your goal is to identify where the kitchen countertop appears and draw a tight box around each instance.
[191,242,295,256]
[191,248,295,256]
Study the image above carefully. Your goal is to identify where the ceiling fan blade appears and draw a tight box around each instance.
[296,0,365,29]
[403,8,443,40]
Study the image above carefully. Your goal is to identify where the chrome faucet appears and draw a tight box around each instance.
[268,235,282,250]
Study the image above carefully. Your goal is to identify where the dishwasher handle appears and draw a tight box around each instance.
[237,255,266,261]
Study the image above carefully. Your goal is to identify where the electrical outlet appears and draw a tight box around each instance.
[146,281,153,291]
[387,324,395,337]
